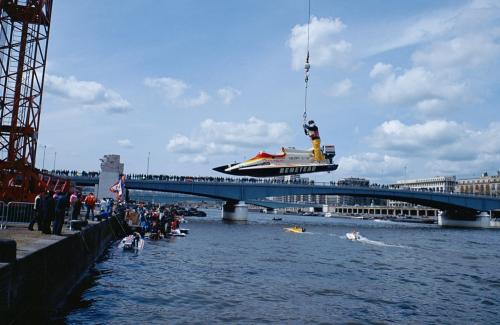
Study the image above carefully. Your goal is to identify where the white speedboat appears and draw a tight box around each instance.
[346,231,360,241]
[119,234,145,250]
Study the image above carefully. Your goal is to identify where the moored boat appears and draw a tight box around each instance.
[119,233,145,250]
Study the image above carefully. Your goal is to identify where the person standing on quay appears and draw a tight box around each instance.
[71,193,82,221]
[69,191,78,217]
[28,192,43,231]
[84,192,96,220]
[53,191,68,235]
[41,190,55,234]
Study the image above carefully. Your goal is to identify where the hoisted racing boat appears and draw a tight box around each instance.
[213,0,339,178]
[213,145,337,177]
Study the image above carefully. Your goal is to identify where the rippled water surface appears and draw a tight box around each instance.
[62,210,500,324]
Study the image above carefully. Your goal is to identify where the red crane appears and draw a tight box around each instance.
[0,0,53,202]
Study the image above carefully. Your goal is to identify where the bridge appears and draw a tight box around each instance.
[67,176,320,210]
[69,175,500,226]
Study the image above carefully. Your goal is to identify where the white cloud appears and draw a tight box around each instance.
[369,62,393,78]
[179,154,208,164]
[199,117,291,147]
[117,139,133,148]
[166,117,292,163]
[181,91,210,107]
[217,86,242,105]
[415,98,446,113]
[367,1,500,117]
[411,34,500,69]
[166,135,207,154]
[369,119,500,162]
[288,16,352,70]
[370,65,465,111]
[144,77,210,108]
[337,153,407,180]
[327,79,352,97]
[45,74,131,113]
[370,0,500,55]
[144,77,187,100]
[370,120,463,156]
[339,120,500,181]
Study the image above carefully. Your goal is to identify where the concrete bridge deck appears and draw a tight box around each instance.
[69,175,500,212]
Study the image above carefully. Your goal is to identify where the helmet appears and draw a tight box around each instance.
[308,120,315,125]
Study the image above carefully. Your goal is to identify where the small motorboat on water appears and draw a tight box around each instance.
[169,229,186,237]
[272,217,283,221]
[284,226,306,233]
[346,231,361,241]
[119,233,145,250]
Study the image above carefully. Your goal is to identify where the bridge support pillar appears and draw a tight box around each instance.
[438,209,495,228]
[222,200,248,221]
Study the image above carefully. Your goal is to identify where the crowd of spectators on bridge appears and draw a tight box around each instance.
[51,169,404,187]
[45,169,100,178]
[125,174,317,185]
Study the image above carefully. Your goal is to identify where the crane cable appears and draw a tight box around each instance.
[303,0,311,123]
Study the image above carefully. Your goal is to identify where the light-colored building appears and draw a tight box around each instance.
[390,176,457,192]
[456,172,500,197]
[274,176,377,207]
[334,177,371,206]
[388,176,457,207]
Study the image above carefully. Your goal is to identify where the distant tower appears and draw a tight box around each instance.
[0,1,53,201]
[97,154,124,200]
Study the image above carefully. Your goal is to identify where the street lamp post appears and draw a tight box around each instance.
[53,151,57,171]
[42,145,47,171]
[147,151,150,176]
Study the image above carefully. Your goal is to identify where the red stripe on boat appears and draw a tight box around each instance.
[251,151,286,160]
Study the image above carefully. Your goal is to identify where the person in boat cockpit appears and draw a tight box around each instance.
[303,120,325,161]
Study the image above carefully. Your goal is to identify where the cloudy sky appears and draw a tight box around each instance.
[39,0,500,183]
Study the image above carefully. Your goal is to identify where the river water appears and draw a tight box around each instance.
[60,210,500,324]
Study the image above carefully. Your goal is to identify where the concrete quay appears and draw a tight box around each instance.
[0,218,128,324]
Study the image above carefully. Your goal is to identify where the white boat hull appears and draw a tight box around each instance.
[346,232,360,241]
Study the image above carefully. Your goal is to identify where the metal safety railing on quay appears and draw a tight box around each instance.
[0,202,35,229]
[0,201,6,229]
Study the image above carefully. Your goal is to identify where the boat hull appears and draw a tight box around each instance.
[346,232,360,241]
[284,227,305,233]
[213,163,338,177]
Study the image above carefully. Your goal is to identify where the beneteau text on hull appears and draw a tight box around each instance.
[213,145,338,177]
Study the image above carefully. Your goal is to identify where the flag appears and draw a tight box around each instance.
[118,175,125,196]
[109,181,120,194]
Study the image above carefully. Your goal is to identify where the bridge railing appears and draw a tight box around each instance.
[0,201,6,229]
[124,177,500,200]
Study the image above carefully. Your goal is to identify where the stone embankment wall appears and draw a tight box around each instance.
[0,217,129,324]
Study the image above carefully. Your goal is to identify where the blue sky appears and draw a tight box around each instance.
[38,0,500,183]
